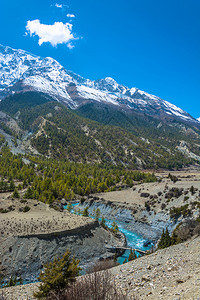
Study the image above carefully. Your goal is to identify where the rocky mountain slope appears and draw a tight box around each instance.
[3,235,200,300]
[0,45,200,169]
[0,94,200,169]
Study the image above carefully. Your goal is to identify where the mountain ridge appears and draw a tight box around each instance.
[0,44,198,125]
[0,45,200,169]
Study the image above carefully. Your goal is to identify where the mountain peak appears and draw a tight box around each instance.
[0,44,197,124]
[104,77,117,83]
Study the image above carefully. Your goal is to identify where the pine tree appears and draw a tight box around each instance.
[66,202,72,212]
[12,188,20,198]
[34,250,81,299]
[24,187,33,199]
[82,206,89,217]
[164,228,171,247]
[158,228,171,249]
[190,185,195,195]
[9,180,15,191]
[111,221,119,233]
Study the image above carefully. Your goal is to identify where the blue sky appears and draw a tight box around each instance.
[0,0,200,118]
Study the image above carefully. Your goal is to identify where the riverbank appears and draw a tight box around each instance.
[0,198,124,281]
[3,235,200,300]
[1,170,200,298]
[83,171,200,240]
[77,199,161,241]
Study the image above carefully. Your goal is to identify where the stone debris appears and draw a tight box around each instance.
[110,235,200,300]
[3,235,200,300]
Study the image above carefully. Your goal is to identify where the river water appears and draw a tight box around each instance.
[65,203,153,264]
[2,202,153,286]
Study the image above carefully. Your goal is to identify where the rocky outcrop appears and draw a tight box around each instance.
[78,199,166,241]
[0,221,123,281]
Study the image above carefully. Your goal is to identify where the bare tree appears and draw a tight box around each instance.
[47,270,136,300]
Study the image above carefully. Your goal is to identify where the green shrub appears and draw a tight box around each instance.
[95,208,101,221]
[23,206,30,213]
[82,206,89,217]
[66,203,72,212]
[111,221,119,233]
[0,208,9,213]
[100,216,106,228]
[170,204,191,219]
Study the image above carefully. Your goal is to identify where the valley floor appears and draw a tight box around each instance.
[96,171,200,212]
[1,171,200,299]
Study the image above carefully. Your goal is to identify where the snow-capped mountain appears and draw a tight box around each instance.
[197,117,200,122]
[0,44,197,123]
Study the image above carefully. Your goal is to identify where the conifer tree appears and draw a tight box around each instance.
[82,206,89,217]
[34,250,81,299]
[95,208,101,221]
[158,228,171,249]
[190,185,195,195]
[66,202,72,212]
[9,179,15,191]
[111,221,119,233]
[164,228,171,247]
[12,188,20,198]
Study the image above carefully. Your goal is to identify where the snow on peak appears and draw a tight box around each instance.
[197,117,200,122]
[130,87,137,95]
[0,44,197,124]
[104,77,117,83]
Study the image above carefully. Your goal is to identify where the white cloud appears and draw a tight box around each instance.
[67,13,75,18]
[26,19,76,47]
[55,3,63,8]
[67,43,74,49]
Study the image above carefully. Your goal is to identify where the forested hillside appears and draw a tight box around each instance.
[0,92,199,170]
[0,147,156,205]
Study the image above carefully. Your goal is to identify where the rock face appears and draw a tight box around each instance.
[1,221,122,280]
[78,199,166,241]
[0,200,124,281]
